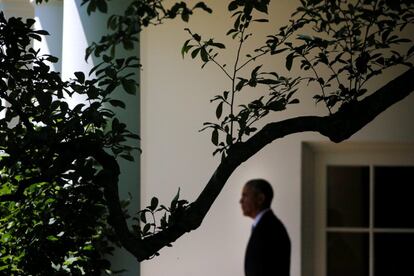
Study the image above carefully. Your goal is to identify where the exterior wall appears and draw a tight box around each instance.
[140,1,414,276]
[2,0,413,275]
[0,0,33,19]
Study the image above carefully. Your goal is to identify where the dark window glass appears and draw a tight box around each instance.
[374,233,414,276]
[374,166,414,228]
[327,166,370,227]
[327,232,369,276]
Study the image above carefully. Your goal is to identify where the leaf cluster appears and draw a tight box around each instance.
[131,189,189,258]
[85,0,212,59]
[183,0,414,158]
[182,0,301,158]
[289,0,414,112]
[0,12,139,275]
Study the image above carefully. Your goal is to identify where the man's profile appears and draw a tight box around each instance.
[240,179,291,276]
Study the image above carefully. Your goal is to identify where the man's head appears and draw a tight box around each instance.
[240,179,274,219]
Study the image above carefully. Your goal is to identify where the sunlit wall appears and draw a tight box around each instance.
[140,1,414,276]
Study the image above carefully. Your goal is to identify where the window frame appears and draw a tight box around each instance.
[301,142,414,276]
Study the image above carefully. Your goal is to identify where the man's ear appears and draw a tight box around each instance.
[257,193,265,206]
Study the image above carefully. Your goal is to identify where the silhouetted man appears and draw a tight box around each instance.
[240,179,291,276]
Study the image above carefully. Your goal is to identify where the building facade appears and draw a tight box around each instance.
[2,1,414,276]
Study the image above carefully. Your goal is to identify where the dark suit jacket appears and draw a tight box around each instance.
[244,210,291,276]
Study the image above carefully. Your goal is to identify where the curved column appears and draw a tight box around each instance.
[32,0,63,72]
[61,1,140,275]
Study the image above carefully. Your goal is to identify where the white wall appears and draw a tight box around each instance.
[140,0,414,276]
[0,0,33,19]
[141,1,305,275]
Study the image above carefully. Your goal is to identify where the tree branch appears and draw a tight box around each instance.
[110,67,414,261]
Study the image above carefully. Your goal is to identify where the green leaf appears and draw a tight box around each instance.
[407,45,414,57]
[140,212,147,223]
[257,79,280,85]
[86,0,97,15]
[181,39,193,58]
[112,117,120,130]
[107,15,118,30]
[83,244,94,251]
[254,1,269,13]
[171,188,181,210]
[211,42,226,49]
[253,19,269,23]
[226,29,237,36]
[270,48,287,55]
[121,79,136,94]
[109,99,126,109]
[211,128,219,146]
[191,48,200,59]
[318,53,329,64]
[120,154,134,161]
[45,55,59,63]
[216,102,223,119]
[36,92,52,108]
[193,33,201,42]
[47,235,59,241]
[251,65,262,78]
[143,224,151,234]
[74,71,85,83]
[150,197,159,211]
[228,1,238,11]
[34,29,49,35]
[181,10,190,22]
[200,47,209,62]
[285,53,294,71]
[193,2,212,13]
[96,0,108,13]
[235,78,247,91]
[266,100,286,111]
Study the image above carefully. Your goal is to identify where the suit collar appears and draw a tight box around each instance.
[252,208,270,228]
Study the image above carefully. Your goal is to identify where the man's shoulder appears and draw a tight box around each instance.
[260,209,278,223]
[258,210,288,232]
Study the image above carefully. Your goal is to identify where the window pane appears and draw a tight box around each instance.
[327,166,370,227]
[374,166,414,228]
[374,233,414,276]
[327,232,369,276]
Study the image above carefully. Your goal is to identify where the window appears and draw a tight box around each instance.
[302,143,414,276]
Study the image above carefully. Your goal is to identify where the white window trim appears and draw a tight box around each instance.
[301,142,414,276]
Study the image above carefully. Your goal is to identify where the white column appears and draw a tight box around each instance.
[32,0,63,72]
[61,0,96,80]
[61,1,140,275]
[61,0,94,107]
